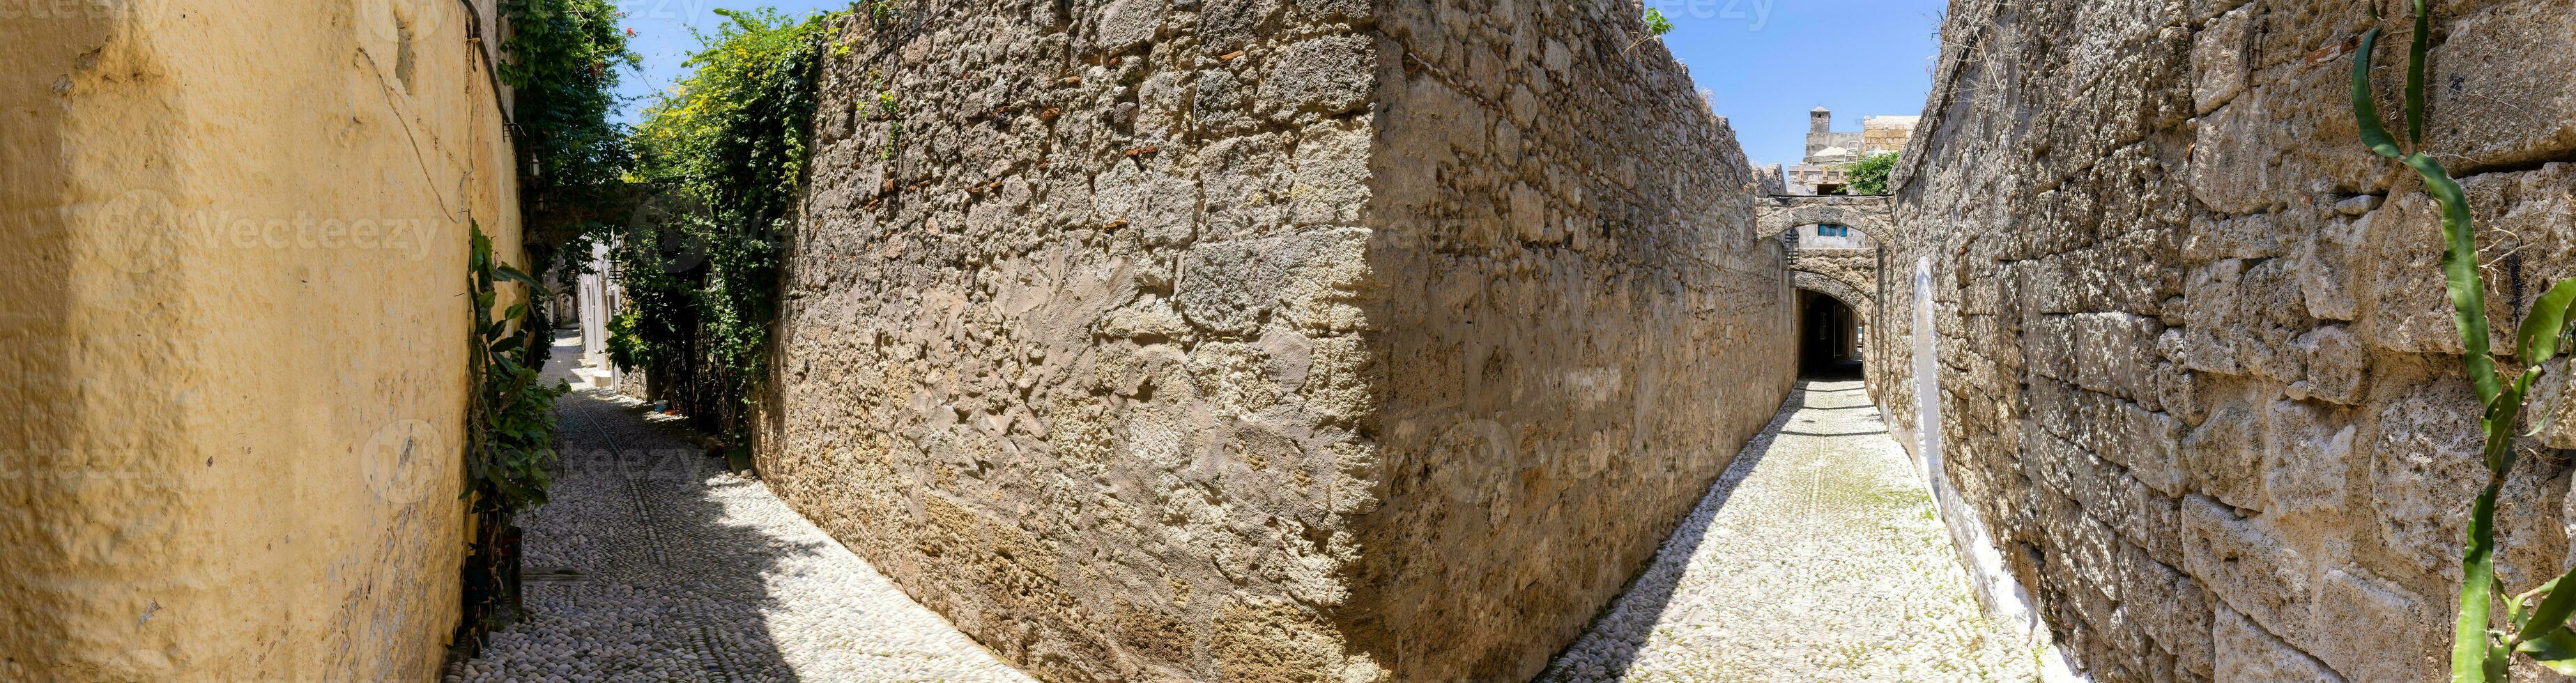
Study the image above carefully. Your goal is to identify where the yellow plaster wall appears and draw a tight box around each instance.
[1,0,520,678]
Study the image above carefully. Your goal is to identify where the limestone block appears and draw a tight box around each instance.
[2180,259,2246,375]
[2260,399,2354,516]
[1288,123,1372,227]
[2186,405,2266,512]
[2234,259,2312,385]
[1195,68,1258,136]
[2183,496,2309,641]
[2182,210,2283,263]
[1260,36,1377,121]
[2214,606,2345,682]
[1199,0,1281,54]
[2295,212,2372,322]
[1094,0,1166,52]
[2292,325,2366,405]
[2427,2,2576,171]
[2190,6,2252,116]
[1199,133,1294,239]
[2306,568,2442,681]
[2119,402,2189,497]
[2076,312,2163,404]
[1094,160,1203,247]
[2029,314,2078,383]
[1178,240,1298,336]
[2367,380,2486,575]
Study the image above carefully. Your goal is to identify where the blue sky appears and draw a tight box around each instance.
[608,0,1945,167]
[1650,0,1947,167]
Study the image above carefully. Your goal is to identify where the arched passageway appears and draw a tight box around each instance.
[1797,289,1864,378]
[1542,197,2039,681]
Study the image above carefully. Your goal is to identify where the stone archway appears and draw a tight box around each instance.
[1761,195,1891,389]
[1754,195,1896,241]
[1792,270,1869,314]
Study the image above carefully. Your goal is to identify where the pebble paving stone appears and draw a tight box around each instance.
[450,333,1031,683]
[1540,379,2044,682]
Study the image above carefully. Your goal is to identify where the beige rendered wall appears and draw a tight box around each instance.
[765,1,1790,681]
[1885,0,2576,680]
[1,0,520,679]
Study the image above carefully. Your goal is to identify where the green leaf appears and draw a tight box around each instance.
[2521,627,2576,675]
[494,263,542,287]
[2458,485,2504,682]
[2522,279,2576,365]
[2352,29,2407,160]
[2520,573,2576,644]
[2407,0,2432,146]
[2407,151,2501,406]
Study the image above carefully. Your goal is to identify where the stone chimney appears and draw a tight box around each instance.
[1810,107,1832,134]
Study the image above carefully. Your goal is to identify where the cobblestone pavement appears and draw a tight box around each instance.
[1541,379,2044,682]
[450,332,1030,683]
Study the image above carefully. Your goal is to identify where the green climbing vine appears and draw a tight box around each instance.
[2353,3,2576,679]
[496,0,641,249]
[459,224,569,640]
[612,8,841,455]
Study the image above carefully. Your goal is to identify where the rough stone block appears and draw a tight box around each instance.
[2368,379,2487,575]
[2291,325,2366,405]
[2189,6,2251,116]
[2214,606,2345,682]
[2427,3,2576,171]
[2185,404,2265,511]
[2259,399,2353,516]
[2183,496,2308,631]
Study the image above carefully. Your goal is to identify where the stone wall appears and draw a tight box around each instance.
[1885,0,2576,680]
[762,0,1791,680]
[1,0,523,678]
[1351,1,1791,678]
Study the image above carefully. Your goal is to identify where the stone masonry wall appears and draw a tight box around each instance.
[1886,0,2576,680]
[1347,2,1792,680]
[762,0,1790,680]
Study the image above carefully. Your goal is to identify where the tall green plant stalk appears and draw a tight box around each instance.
[2353,3,2576,680]
[458,224,569,642]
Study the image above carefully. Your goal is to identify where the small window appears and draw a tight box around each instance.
[1816,224,1850,238]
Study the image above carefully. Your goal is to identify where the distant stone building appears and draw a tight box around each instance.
[1784,107,1918,195]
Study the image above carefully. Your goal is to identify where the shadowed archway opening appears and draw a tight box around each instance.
[1797,289,1862,379]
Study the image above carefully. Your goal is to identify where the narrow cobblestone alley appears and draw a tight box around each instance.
[448,332,1029,682]
[1540,380,2043,682]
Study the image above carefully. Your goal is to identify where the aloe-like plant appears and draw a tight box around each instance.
[2353,3,2576,680]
